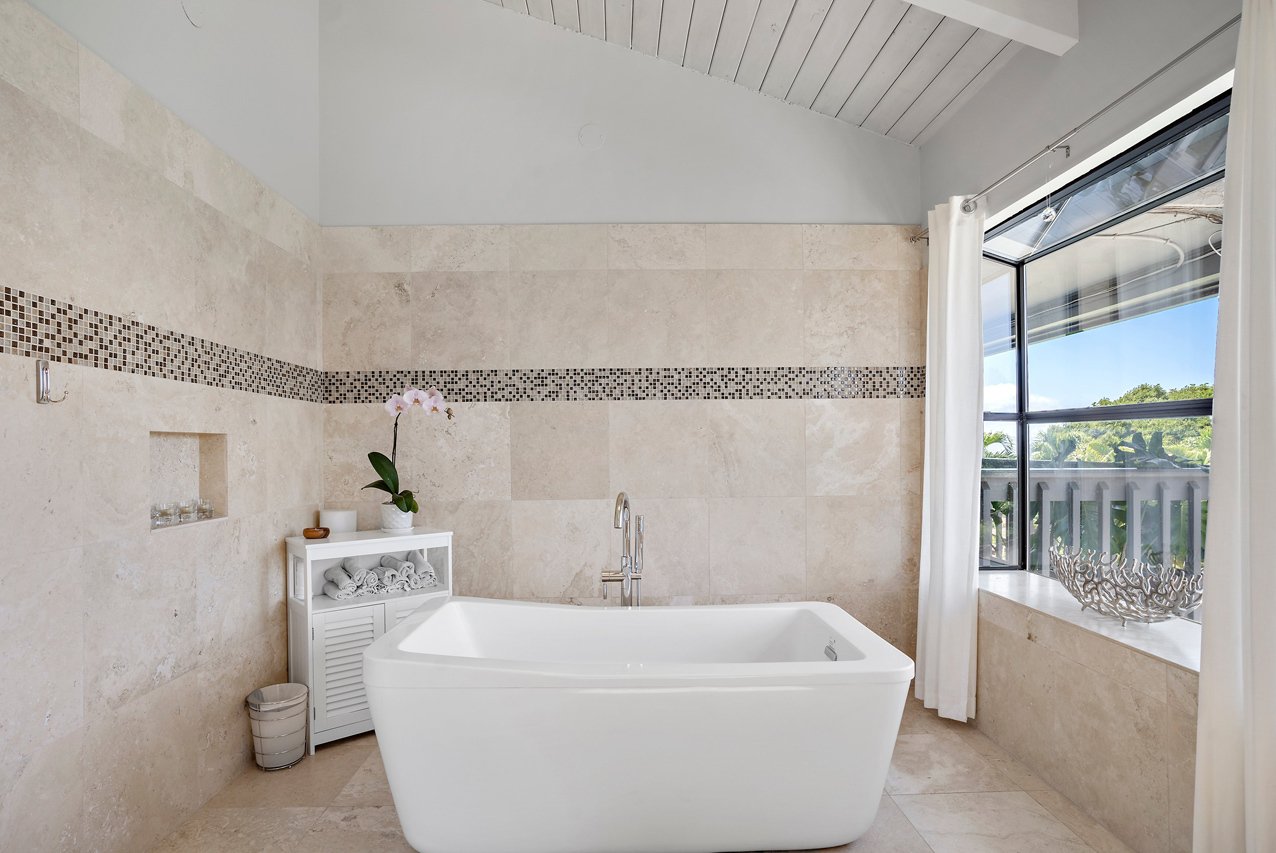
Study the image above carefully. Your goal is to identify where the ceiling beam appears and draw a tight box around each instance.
[905,0,1078,55]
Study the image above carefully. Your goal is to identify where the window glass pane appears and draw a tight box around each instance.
[985,111,1228,260]
[982,258,1017,413]
[1026,418,1209,586]
[1024,180,1221,411]
[980,421,1018,568]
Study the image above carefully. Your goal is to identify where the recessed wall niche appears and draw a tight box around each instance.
[149,431,229,529]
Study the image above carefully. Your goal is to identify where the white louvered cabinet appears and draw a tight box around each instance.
[285,528,452,753]
[311,606,384,733]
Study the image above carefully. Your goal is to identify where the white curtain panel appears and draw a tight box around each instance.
[916,197,986,722]
[1193,2,1276,850]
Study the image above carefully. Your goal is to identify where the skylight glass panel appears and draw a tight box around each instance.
[985,112,1228,262]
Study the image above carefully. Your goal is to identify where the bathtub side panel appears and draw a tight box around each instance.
[368,681,907,853]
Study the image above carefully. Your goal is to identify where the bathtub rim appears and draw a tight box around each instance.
[364,596,915,690]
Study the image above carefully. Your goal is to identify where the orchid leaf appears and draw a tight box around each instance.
[400,490,419,514]
[361,479,394,495]
[368,451,399,494]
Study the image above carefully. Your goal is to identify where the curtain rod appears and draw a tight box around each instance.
[911,13,1242,244]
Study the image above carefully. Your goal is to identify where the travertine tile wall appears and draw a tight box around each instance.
[977,591,1199,853]
[0,3,323,852]
[321,223,927,652]
[3,6,928,852]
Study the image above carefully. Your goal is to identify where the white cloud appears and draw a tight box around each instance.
[983,383,1017,412]
[982,383,1061,412]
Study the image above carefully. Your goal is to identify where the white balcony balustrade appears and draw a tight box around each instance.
[980,465,1208,576]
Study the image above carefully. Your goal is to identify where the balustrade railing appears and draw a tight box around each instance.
[980,463,1209,577]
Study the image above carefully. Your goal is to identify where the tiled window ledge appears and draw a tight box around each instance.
[979,570,1201,673]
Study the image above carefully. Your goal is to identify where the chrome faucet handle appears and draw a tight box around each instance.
[634,515,644,573]
[600,571,624,599]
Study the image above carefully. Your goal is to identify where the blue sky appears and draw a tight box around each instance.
[985,297,1219,411]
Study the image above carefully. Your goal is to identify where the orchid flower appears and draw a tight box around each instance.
[424,388,446,414]
[379,386,454,470]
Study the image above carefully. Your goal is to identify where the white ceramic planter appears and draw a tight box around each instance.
[380,502,414,534]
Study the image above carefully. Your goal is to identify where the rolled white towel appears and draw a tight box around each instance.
[408,550,439,586]
[323,580,354,601]
[341,556,368,580]
[380,555,415,575]
[371,565,400,587]
[358,572,383,594]
[323,566,356,592]
[381,567,411,592]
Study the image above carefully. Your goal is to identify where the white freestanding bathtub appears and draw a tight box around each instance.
[364,597,914,853]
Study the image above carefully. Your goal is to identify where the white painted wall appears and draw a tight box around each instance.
[29,0,322,219]
[920,0,1239,218]
[317,0,921,225]
[19,0,1238,226]
[23,0,920,225]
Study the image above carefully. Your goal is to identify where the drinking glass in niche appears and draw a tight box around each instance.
[150,499,214,529]
[151,503,177,528]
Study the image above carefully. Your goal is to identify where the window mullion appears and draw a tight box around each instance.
[1016,261,1029,572]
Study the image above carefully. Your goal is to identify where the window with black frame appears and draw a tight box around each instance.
[978,94,1225,618]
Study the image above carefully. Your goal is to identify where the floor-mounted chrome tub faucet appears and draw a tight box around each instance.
[602,491,643,606]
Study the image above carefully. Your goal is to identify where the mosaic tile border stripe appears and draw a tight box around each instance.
[2,288,324,402]
[324,366,925,403]
[2,288,924,402]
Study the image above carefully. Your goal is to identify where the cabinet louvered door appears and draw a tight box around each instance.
[311,604,385,733]
[387,599,426,628]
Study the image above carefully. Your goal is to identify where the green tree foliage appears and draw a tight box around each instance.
[1028,383,1212,467]
[1094,382,1213,406]
[983,430,1015,458]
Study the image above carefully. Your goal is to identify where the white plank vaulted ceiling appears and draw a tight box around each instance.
[482,0,1024,145]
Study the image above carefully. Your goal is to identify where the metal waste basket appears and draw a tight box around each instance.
[246,683,308,770]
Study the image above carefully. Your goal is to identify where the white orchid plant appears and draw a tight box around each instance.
[363,387,453,514]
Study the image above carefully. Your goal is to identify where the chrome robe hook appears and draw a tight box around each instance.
[36,359,68,404]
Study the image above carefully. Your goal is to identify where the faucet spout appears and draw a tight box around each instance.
[613,491,629,528]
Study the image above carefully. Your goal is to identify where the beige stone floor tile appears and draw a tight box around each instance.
[951,728,1052,791]
[893,791,1092,853]
[293,806,414,853]
[950,725,1013,760]
[203,734,376,809]
[799,795,935,851]
[149,806,324,852]
[333,749,394,807]
[985,757,1052,792]
[887,733,1019,795]
[898,696,973,736]
[1028,790,1138,853]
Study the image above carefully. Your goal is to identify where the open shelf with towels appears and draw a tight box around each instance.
[310,583,446,615]
[284,528,452,752]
